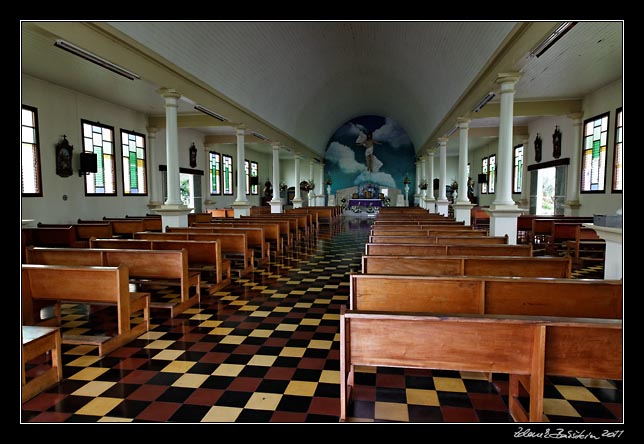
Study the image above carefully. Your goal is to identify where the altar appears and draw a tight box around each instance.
[348,198,383,207]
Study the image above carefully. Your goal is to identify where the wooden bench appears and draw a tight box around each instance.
[368,235,508,244]
[78,218,145,238]
[134,231,254,277]
[340,307,621,422]
[89,238,232,293]
[22,264,150,356]
[365,242,533,256]
[362,255,572,278]
[25,247,200,317]
[565,225,606,265]
[22,225,81,250]
[36,222,115,245]
[193,221,283,256]
[22,325,63,402]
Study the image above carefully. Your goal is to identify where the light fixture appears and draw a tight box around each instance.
[194,105,228,122]
[446,126,458,137]
[53,39,140,81]
[251,131,268,141]
[472,92,495,113]
[529,22,577,58]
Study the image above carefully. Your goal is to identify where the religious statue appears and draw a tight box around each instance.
[356,129,383,173]
[552,126,562,159]
[534,133,542,163]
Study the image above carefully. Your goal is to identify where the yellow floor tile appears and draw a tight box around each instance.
[161,360,195,373]
[201,406,242,422]
[406,388,440,406]
[66,355,102,367]
[543,399,581,417]
[577,378,618,389]
[275,323,298,332]
[272,307,292,313]
[245,392,283,410]
[555,385,600,402]
[76,397,123,417]
[433,377,467,392]
[71,381,115,397]
[284,380,318,397]
[219,335,246,345]
[172,373,209,388]
[144,339,175,350]
[68,367,110,381]
[279,347,306,357]
[212,363,244,377]
[300,318,321,326]
[248,329,273,338]
[98,416,133,422]
[153,349,185,361]
[319,370,340,384]
[374,401,410,422]
[308,340,333,349]
[460,371,489,380]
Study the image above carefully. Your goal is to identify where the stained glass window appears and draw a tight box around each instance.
[245,160,250,195]
[581,112,609,192]
[513,145,523,194]
[121,130,147,195]
[82,119,116,195]
[209,151,221,195]
[222,154,233,195]
[481,157,488,194]
[21,105,42,196]
[612,108,622,192]
[488,154,496,194]
[251,161,258,195]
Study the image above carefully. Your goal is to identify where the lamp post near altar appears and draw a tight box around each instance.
[403,175,410,206]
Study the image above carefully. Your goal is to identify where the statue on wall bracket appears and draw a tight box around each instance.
[55,135,73,177]
[552,126,562,159]
[534,133,542,163]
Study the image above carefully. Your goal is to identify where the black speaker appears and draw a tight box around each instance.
[477,173,488,184]
[79,152,98,175]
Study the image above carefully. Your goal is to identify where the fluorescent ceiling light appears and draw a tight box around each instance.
[446,126,458,137]
[530,22,577,58]
[53,39,140,81]
[194,105,228,122]
[251,131,268,141]
[472,92,495,113]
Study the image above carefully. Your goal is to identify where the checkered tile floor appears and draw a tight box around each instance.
[21,218,622,423]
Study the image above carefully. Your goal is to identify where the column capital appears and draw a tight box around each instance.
[437,137,448,146]
[456,117,471,128]
[495,72,522,87]
[567,112,584,122]
[271,141,281,150]
[156,87,181,100]
[236,126,246,136]
[426,148,435,156]
[293,153,303,160]
[146,126,158,137]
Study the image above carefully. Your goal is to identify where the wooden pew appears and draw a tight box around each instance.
[240,216,294,249]
[22,264,150,356]
[362,255,572,278]
[564,225,606,265]
[193,221,283,256]
[365,243,533,257]
[368,235,508,244]
[25,247,200,317]
[22,325,63,402]
[22,226,80,250]
[89,238,232,293]
[36,222,114,245]
[340,307,621,422]
[134,231,254,276]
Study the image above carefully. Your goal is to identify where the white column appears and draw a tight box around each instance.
[492,73,521,209]
[436,137,449,216]
[425,148,436,213]
[317,162,325,206]
[146,126,161,209]
[270,142,283,213]
[453,117,474,225]
[565,112,584,216]
[519,137,529,208]
[486,73,523,244]
[292,154,303,208]
[232,126,250,217]
[158,88,183,207]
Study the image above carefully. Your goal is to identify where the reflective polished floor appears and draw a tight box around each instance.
[21,217,621,425]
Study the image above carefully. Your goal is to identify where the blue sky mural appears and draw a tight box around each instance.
[324,115,416,192]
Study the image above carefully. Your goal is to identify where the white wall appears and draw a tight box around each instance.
[21,75,149,224]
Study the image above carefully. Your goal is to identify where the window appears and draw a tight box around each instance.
[245,160,250,195]
[222,154,233,195]
[581,112,609,193]
[513,144,524,194]
[21,105,42,196]
[481,157,488,194]
[120,130,147,195]
[488,154,496,194]
[82,119,116,195]
[250,161,258,195]
[467,163,470,177]
[612,108,622,193]
[209,151,221,195]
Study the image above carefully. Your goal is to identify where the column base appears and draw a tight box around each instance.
[395,195,406,207]
[584,224,622,280]
[203,200,217,209]
[452,202,475,226]
[269,200,283,214]
[292,198,304,209]
[424,198,436,213]
[147,200,163,211]
[564,200,582,217]
[484,206,526,245]
[436,199,450,217]
[328,195,336,206]
[153,205,193,230]
[232,201,251,218]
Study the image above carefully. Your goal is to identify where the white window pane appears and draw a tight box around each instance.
[22,109,33,126]
[22,127,34,143]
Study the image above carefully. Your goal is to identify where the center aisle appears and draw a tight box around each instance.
[21,217,621,424]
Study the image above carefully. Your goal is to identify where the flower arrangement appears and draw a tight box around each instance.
[419,180,428,190]
[279,182,288,193]
[326,177,332,186]
[450,179,458,191]
[300,180,315,192]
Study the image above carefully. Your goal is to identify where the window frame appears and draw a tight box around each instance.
[81,119,117,196]
[488,154,496,194]
[209,151,221,196]
[120,129,148,196]
[222,153,234,196]
[612,107,622,193]
[21,104,43,197]
[580,112,610,194]
[481,157,488,194]
[245,159,250,196]
[512,144,524,194]
[250,160,259,195]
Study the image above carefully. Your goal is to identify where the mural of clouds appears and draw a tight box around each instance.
[373,117,411,149]
[325,141,367,174]
[353,171,397,188]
